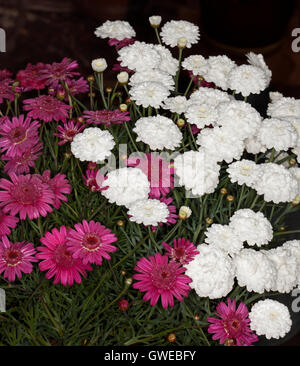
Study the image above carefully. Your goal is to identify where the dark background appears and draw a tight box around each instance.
[1,0,300,346]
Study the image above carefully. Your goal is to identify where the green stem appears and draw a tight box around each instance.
[154,27,162,45]
[175,48,183,93]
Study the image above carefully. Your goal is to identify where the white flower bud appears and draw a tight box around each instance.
[117,71,129,84]
[149,15,162,28]
[177,37,187,49]
[179,206,192,220]
[91,58,107,73]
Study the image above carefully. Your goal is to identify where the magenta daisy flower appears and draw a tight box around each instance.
[23,95,72,123]
[83,109,131,127]
[0,78,15,104]
[0,208,19,236]
[54,120,85,145]
[0,115,40,158]
[0,173,55,220]
[162,238,199,265]
[34,170,71,209]
[108,38,135,50]
[16,62,47,90]
[0,236,37,281]
[66,220,117,265]
[2,142,43,175]
[36,226,92,286]
[133,253,192,309]
[83,169,108,192]
[207,298,259,346]
[41,57,80,88]
[127,153,174,199]
[158,197,177,226]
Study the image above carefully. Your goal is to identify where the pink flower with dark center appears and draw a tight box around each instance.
[0,79,15,104]
[162,238,199,265]
[2,142,43,175]
[83,109,131,127]
[0,208,19,236]
[54,120,85,145]
[23,95,72,123]
[36,226,92,286]
[0,236,37,281]
[66,220,117,265]
[207,298,259,346]
[0,115,40,158]
[34,170,71,209]
[83,169,108,192]
[16,62,47,90]
[0,69,12,81]
[108,38,135,50]
[133,253,192,308]
[41,57,80,88]
[0,173,55,220]
[127,153,174,199]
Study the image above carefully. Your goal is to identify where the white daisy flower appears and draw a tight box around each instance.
[249,299,292,339]
[100,168,150,208]
[153,45,179,76]
[282,240,300,286]
[129,81,170,108]
[228,65,269,97]
[128,198,169,226]
[160,20,200,48]
[133,115,182,150]
[181,55,208,76]
[204,224,244,255]
[247,52,272,84]
[267,96,300,119]
[203,55,236,90]
[227,159,261,188]
[244,136,267,155]
[188,88,231,106]
[185,244,235,299]
[229,209,273,247]
[163,96,188,114]
[71,127,115,163]
[129,69,175,91]
[233,249,276,293]
[185,103,219,129]
[95,20,135,41]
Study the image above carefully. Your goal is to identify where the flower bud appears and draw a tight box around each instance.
[205,217,213,225]
[167,333,176,343]
[117,71,129,84]
[179,206,192,220]
[119,104,128,112]
[227,195,234,202]
[106,87,112,93]
[87,75,95,83]
[177,118,185,127]
[177,37,187,49]
[125,278,132,286]
[220,188,227,195]
[91,58,107,72]
[118,299,129,311]
[149,15,162,28]
[117,219,124,227]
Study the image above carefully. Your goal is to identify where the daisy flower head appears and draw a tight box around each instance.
[162,238,199,265]
[207,298,258,346]
[174,149,220,196]
[54,120,85,145]
[257,118,298,151]
[204,224,244,256]
[244,135,267,155]
[153,44,179,76]
[0,236,37,282]
[133,115,182,151]
[66,220,117,265]
[227,160,261,188]
[185,103,219,129]
[152,196,178,229]
[133,253,191,308]
[0,208,19,236]
[129,81,170,109]
[83,169,107,192]
[160,20,200,48]
[246,52,272,84]
[188,87,231,106]
[0,173,55,220]
[16,62,47,90]
[23,95,72,123]
[127,198,169,227]
[163,96,188,114]
[37,226,92,286]
[228,65,269,97]
[233,249,276,293]
[129,69,175,91]
[118,41,161,72]
[83,109,130,127]
[126,152,174,199]
[185,244,235,299]
[70,127,115,163]
[0,114,40,158]
[181,55,208,76]
[229,209,273,247]
[202,55,236,90]
[0,79,15,104]
[267,96,300,119]
[95,20,135,41]
[282,240,300,286]
[249,299,292,339]
[41,57,79,88]
[61,77,89,97]
[100,167,150,208]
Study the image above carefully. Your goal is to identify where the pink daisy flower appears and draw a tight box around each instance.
[36,226,92,286]
[0,173,55,220]
[0,208,19,236]
[41,57,80,88]
[0,236,37,282]
[0,79,15,104]
[23,95,72,123]
[207,298,259,346]
[83,169,108,192]
[54,120,85,145]
[34,170,71,209]
[158,197,177,226]
[133,253,192,309]
[108,38,135,50]
[16,62,47,90]
[162,238,199,265]
[2,142,43,175]
[0,115,40,158]
[66,220,117,265]
[83,109,131,127]
[127,153,174,199]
